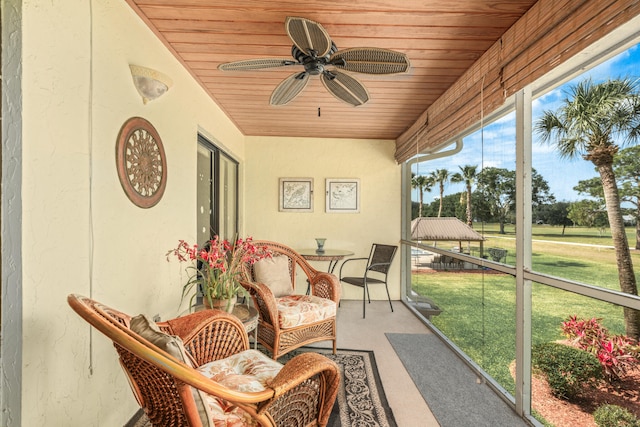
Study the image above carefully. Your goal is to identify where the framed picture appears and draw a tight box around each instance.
[326,178,360,213]
[279,178,313,212]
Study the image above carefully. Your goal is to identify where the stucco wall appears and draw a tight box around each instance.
[19,1,244,425]
[244,136,401,300]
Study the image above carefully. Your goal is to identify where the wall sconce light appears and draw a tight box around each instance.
[129,64,173,104]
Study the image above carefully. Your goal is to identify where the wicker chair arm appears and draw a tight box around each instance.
[164,309,249,366]
[268,352,339,394]
[262,352,340,425]
[240,280,280,329]
[308,271,341,302]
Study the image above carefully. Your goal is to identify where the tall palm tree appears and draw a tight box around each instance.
[411,173,433,217]
[451,165,478,226]
[431,169,450,217]
[535,78,640,339]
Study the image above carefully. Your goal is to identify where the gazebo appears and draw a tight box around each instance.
[410,217,485,257]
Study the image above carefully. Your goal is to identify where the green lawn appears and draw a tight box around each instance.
[411,224,638,395]
[480,222,638,246]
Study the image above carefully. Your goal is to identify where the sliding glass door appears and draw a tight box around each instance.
[197,135,238,245]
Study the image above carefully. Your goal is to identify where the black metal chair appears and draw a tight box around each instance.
[339,244,398,318]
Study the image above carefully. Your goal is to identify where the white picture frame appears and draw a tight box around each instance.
[279,178,313,212]
[326,178,360,213]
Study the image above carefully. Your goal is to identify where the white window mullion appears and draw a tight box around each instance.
[514,87,533,417]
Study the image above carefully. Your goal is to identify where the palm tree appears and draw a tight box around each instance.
[451,165,478,226]
[535,78,640,339]
[411,173,433,217]
[613,145,640,250]
[431,169,450,217]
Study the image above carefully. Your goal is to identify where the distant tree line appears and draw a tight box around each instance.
[412,166,554,234]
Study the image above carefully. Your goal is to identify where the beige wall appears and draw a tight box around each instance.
[244,136,401,300]
[20,1,243,425]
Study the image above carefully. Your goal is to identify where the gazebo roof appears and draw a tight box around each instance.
[410,217,485,242]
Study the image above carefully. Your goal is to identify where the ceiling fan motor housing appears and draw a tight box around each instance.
[291,43,338,75]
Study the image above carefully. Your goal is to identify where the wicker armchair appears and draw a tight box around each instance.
[67,294,340,427]
[239,241,341,360]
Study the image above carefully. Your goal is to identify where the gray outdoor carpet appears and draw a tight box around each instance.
[386,333,528,427]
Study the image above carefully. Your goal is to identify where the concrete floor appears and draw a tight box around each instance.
[313,299,440,427]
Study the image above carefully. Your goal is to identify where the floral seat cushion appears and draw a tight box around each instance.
[276,295,337,329]
[196,349,284,426]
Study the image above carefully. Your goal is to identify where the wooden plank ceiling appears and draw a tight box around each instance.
[125,0,538,141]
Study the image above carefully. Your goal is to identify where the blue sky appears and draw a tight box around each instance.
[412,43,640,204]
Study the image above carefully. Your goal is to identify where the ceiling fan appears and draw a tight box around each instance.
[218,16,411,107]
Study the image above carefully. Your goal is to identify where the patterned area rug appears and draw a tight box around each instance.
[128,347,396,427]
[286,348,397,427]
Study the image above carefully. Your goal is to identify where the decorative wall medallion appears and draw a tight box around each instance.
[116,117,167,208]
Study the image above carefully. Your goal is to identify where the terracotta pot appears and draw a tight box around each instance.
[203,295,237,313]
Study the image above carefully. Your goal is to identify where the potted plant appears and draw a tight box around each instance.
[167,236,270,312]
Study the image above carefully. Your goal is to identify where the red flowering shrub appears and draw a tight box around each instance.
[561,315,640,381]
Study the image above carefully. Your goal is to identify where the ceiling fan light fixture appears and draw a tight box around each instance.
[304,61,324,75]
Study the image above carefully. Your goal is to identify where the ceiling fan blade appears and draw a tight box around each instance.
[285,16,332,58]
[218,58,297,71]
[270,72,310,105]
[330,47,410,75]
[321,71,369,107]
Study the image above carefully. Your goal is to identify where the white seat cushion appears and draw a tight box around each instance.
[276,295,337,329]
[196,349,284,425]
